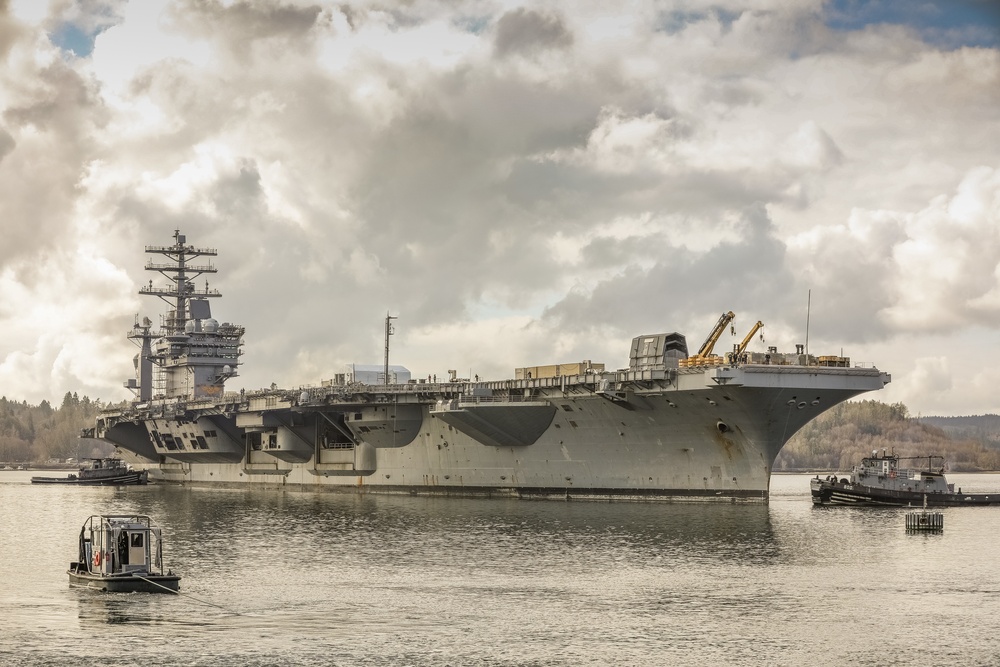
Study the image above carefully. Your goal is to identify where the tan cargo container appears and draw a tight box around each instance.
[515,361,605,380]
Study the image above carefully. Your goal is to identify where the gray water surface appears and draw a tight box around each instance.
[2,472,999,666]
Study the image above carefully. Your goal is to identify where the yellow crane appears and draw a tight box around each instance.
[694,311,736,359]
[730,321,764,362]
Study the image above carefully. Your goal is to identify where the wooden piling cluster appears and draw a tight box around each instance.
[905,511,943,531]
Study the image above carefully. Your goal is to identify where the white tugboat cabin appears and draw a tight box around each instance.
[68,514,180,593]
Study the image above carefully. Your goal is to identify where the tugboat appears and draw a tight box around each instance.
[811,450,1000,506]
[31,458,148,485]
[68,514,180,593]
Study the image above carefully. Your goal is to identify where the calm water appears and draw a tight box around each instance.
[2,472,999,666]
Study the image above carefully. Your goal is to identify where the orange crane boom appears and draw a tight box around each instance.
[695,311,736,358]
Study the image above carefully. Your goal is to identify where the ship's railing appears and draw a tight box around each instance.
[144,261,216,272]
[741,364,882,376]
[320,441,355,451]
[139,286,221,298]
[455,395,535,405]
[145,244,217,255]
[297,381,470,402]
[294,370,679,400]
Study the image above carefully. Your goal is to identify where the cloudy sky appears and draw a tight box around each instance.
[0,0,998,417]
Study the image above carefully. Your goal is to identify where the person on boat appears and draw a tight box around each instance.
[118,531,130,567]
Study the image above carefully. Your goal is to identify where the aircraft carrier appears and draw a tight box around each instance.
[89,230,890,501]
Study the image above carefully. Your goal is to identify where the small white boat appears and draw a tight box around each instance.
[68,515,180,593]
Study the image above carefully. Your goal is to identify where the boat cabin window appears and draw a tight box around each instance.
[131,533,144,548]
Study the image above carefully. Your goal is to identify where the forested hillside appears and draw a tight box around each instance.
[0,393,106,463]
[917,414,1000,449]
[777,400,1000,472]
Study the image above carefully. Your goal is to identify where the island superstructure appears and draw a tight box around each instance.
[89,230,891,501]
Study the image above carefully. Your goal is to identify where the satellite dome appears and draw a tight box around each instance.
[185,320,196,333]
[204,318,219,333]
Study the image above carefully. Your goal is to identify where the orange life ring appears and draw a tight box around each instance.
[889,470,896,479]
[93,551,102,567]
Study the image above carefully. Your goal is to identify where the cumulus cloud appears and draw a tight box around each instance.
[787,166,1000,342]
[895,356,953,411]
[0,0,998,418]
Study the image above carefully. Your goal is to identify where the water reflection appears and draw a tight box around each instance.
[130,487,783,572]
[74,591,186,626]
[4,474,1000,666]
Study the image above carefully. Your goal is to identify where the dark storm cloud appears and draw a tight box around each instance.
[173,0,325,49]
[0,125,14,160]
[212,159,265,219]
[792,229,902,344]
[345,67,652,324]
[493,8,573,58]
[540,203,797,337]
[658,7,745,35]
[0,0,15,61]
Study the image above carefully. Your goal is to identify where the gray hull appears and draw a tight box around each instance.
[810,480,1000,507]
[68,563,180,593]
[97,364,888,502]
[31,471,148,485]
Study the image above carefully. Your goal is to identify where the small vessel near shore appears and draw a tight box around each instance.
[68,514,180,593]
[31,458,148,485]
[811,451,1000,506]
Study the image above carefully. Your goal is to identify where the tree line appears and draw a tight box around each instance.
[776,400,1000,472]
[917,414,1000,449]
[0,393,107,463]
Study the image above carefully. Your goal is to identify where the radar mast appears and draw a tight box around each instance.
[126,230,244,401]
